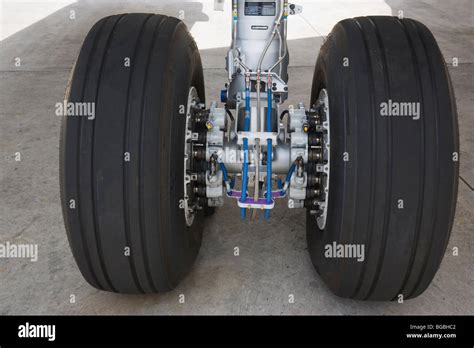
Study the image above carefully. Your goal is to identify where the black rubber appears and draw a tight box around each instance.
[307,16,459,300]
[60,14,206,293]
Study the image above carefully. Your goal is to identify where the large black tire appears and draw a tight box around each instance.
[60,14,206,293]
[307,16,459,300]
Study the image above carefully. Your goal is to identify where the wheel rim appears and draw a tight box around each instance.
[315,88,330,230]
[183,87,199,227]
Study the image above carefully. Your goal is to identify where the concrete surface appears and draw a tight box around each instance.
[0,0,473,315]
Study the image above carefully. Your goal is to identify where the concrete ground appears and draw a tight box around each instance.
[0,0,472,315]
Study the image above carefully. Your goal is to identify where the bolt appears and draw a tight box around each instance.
[205,120,214,130]
[208,174,217,183]
[303,122,310,133]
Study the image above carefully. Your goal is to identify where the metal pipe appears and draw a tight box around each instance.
[244,74,251,130]
[232,0,237,53]
[241,138,249,219]
[253,138,260,203]
[240,74,251,219]
[282,162,296,194]
[282,0,288,77]
[256,0,284,72]
[281,156,302,194]
[270,0,289,74]
[254,73,261,206]
[269,27,287,74]
[265,83,273,219]
[218,160,231,194]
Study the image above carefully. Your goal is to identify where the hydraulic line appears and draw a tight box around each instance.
[277,177,283,190]
[256,1,284,73]
[232,0,237,54]
[253,139,261,208]
[269,24,288,74]
[281,159,298,195]
[273,1,289,74]
[241,144,249,219]
[265,81,273,219]
[279,109,289,121]
[240,74,251,219]
[244,74,251,131]
[254,74,261,210]
[219,161,231,194]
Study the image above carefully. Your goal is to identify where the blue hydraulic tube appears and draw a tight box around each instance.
[285,162,296,184]
[281,162,297,196]
[243,87,251,131]
[240,83,251,219]
[219,161,231,194]
[264,86,273,220]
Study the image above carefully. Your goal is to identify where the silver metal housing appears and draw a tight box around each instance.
[226,0,289,105]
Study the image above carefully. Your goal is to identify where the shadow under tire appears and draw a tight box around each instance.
[307,16,459,300]
[60,13,206,293]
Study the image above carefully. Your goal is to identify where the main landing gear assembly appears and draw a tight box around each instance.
[60,1,459,300]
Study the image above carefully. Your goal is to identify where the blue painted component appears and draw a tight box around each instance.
[241,138,249,203]
[219,161,232,194]
[219,162,229,182]
[245,86,251,113]
[244,86,251,130]
[264,208,270,220]
[280,162,297,196]
[285,163,296,184]
[266,87,272,133]
[265,138,272,221]
[240,85,251,220]
[265,86,273,220]
[240,85,252,219]
[277,178,283,190]
[240,138,249,220]
[220,89,227,103]
[244,112,250,131]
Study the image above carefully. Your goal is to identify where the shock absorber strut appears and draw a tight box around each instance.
[203,0,302,220]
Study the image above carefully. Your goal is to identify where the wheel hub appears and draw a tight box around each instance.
[183,87,199,227]
[309,88,330,230]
